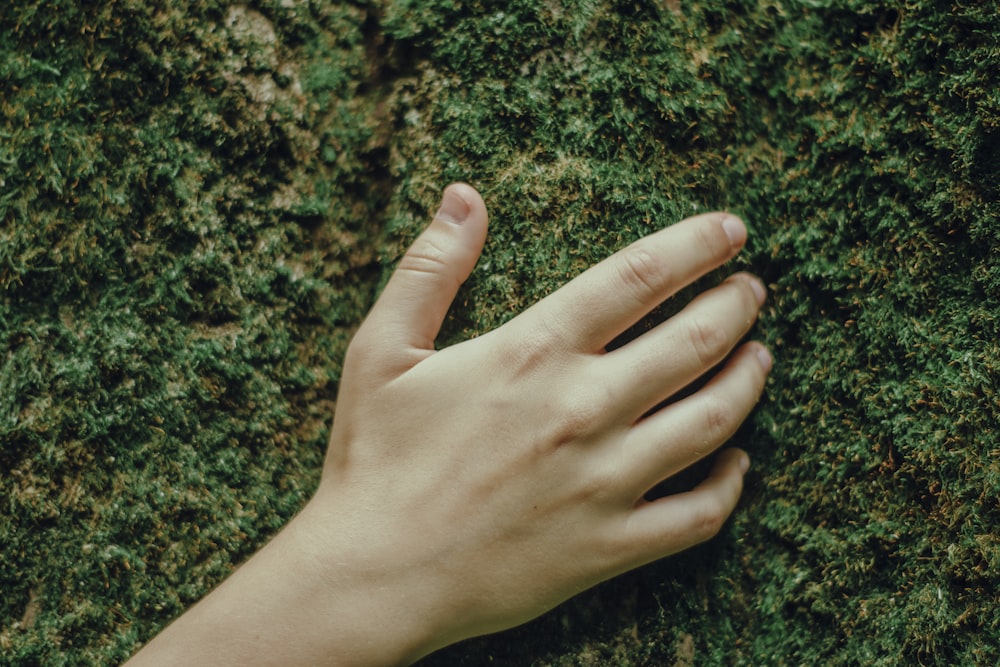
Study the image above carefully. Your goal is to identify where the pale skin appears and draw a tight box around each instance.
[126,183,771,666]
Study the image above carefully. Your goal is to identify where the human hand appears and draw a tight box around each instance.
[125,183,770,667]
[309,183,771,661]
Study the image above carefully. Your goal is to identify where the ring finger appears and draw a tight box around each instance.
[616,341,772,497]
[598,272,766,424]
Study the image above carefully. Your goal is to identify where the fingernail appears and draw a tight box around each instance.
[755,345,773,372]
[739,452,751,474]
[749,277,767,306]
[721,215,746,248]
[437,187,471,225]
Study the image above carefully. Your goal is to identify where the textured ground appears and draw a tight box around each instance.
[2,1,998,665]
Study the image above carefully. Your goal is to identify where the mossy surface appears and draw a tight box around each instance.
[2,1,998,665]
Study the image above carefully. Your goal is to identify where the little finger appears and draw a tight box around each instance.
[618,342,771,497]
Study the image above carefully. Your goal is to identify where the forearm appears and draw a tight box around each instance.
[125,495,443,667]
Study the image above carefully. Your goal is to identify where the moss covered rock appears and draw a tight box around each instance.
[1,1,997,665]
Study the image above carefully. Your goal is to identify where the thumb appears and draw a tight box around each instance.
[364,183,489,365]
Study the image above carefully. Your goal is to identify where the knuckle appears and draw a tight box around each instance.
[573,466,617,506]
[570,450,632,510]
[543,385,607,450]
[505,321,562,381]
[685,316,728,366]
[397,238,452,280]
[691,498,728,541]
[552,396,602,445]
[700,395,734,442]
[615,245,669,305]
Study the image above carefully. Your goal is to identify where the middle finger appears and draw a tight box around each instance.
[596,272,766,424]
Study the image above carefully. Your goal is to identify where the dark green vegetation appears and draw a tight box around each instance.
[2,0,997,664]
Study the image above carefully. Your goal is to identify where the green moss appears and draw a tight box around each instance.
[1,1,381,663]
[2,0,998,664]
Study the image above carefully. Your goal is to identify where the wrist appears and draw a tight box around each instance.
[127,489,451,667]
[295,484,466,665]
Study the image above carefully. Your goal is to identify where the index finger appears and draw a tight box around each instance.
[518,212,747,352]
